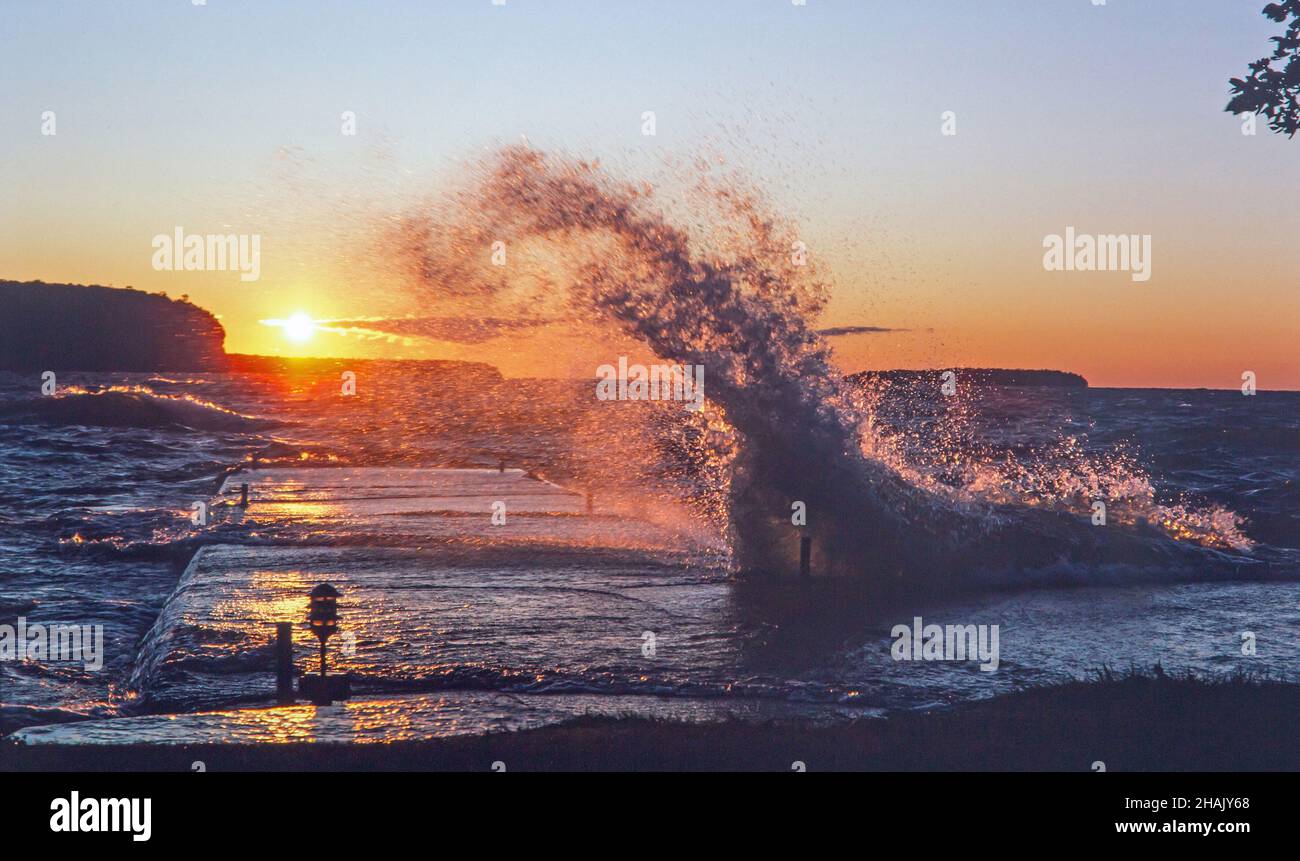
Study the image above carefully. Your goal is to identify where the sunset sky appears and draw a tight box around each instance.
[2,1,1297,388]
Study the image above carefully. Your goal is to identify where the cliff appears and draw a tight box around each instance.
[848,368,1088,389]
[225,353,503,383]
[0,280,226,371]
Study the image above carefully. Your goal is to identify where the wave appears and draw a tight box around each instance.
[383,146,1275,592]
[0,386,281,432]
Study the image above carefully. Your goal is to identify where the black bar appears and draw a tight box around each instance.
[2,771,1287,846]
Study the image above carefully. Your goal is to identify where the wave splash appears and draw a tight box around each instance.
[386,146,1260,590]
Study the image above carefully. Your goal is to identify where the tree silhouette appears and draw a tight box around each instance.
[1227,2,1300,136]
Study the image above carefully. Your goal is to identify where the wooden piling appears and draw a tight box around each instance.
[274,622,294,703]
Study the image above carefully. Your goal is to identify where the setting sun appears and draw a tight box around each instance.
[283,312,315,342]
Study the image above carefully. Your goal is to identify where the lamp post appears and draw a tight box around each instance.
[307,583,339,705]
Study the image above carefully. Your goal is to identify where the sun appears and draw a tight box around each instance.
[283,312,315,342]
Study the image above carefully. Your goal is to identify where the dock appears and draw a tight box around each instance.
[10,466,740,746]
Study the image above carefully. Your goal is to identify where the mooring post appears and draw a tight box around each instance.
[799,535,812,578]
[274,622,294,703]
[239,482,249,507]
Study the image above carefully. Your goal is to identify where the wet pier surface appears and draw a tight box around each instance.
[13,467,749,745]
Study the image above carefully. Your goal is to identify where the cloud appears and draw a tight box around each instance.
[261,315,554,345]
[816,325,908,337]
[261,316,907,346]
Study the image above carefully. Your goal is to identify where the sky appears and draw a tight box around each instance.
[1,0,1297,388]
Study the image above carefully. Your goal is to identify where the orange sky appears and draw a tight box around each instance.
[3,1,1297,389]
[4,210,1298,389]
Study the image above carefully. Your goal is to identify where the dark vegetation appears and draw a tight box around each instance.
[6,670,1295,771]
[0,280,225,371]
[1226,1,1300,136]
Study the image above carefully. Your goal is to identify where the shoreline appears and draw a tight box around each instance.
[6,674,1296,772]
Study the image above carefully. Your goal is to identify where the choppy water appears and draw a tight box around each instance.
[2,369,1297,736]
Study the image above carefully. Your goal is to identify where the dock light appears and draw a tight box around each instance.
[307,583,340,704]
[308,583,339,643]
